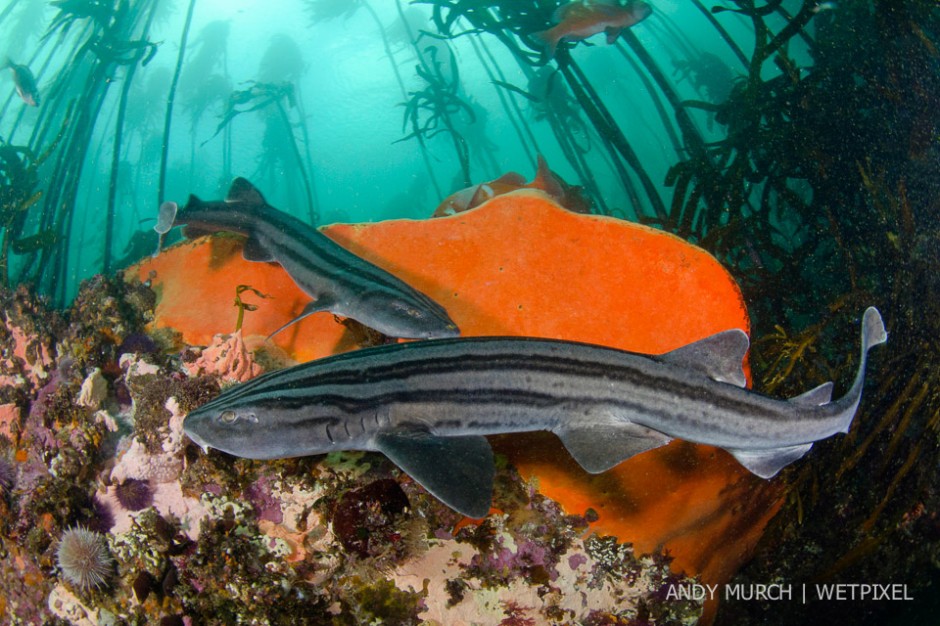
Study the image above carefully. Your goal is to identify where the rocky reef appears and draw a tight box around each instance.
[0,275,701,625]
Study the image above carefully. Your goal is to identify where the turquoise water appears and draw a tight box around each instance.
[1,0,811,304]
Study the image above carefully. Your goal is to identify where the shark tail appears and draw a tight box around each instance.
[155,201,178,235]
[835,306,887,433]
[728,308,887,479]
[823,307,886,435]
[152,201,178,256]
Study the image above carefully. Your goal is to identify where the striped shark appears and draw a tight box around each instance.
[155,177,459,340]
[183,308,886,518]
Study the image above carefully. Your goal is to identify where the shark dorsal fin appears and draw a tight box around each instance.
[226,177,266,205]
[656,329,749,387]
[789,382,834,407]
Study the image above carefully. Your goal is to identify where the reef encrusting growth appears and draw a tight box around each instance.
[0,275,701,625]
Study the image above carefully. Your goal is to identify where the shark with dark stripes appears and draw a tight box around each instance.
[184,307,886,517]
[155,178,459,340]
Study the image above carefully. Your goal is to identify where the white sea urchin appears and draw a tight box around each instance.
[56,526,113,589]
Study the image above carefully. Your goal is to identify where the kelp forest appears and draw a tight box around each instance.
[0,0,938,623]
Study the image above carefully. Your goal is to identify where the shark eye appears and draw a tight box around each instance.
[219,410,237,424]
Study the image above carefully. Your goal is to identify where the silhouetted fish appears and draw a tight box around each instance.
[5,59,39,106]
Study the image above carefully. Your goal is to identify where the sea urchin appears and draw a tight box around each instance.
[56,526,113,589]
[114,478,153,511]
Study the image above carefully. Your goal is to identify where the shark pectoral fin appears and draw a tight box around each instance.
[375,430,494,518]
[789,382,834,407]
[726,443,814,479]
[242,235,274,262]
[266,297,336,340]
[657,329,750,387]
[557,422,672,474]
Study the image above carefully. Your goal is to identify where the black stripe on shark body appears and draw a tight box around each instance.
[251,209,443,307]
[193,199,453,321]
[197,344,789,428]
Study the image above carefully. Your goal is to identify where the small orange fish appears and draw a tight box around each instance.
[533,0,653,58]
[434,155,574,217]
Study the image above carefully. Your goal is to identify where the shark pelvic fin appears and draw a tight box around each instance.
[375,429,494,518]
[226,177,267,206]
[557,420,672,474]
[725,443,813,479]
[789,382,834,407]
[656,329,750,387]
[242,235,274,262]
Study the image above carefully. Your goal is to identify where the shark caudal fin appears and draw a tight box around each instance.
[832,306,887,433]
[861,306,888,353]
[153,201,178,255]
[154,201,178,235]
[729,307,887,479]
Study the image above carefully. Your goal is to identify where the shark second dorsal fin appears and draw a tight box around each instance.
[226,177,266,205]
[789,382,834,407]
[375,429,494,518]
[656,329,749,387]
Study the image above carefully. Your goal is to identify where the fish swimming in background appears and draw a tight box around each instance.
[155,177,459,340]
[184,307,886,518]
[532,0,653,58]
[433,155,591,217]
[5,59,40,106]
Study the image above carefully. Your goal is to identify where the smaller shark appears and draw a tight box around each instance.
[155,178,459,340]
[533,0,653,58]
[184,307,886,518]
[5,59,39,107]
